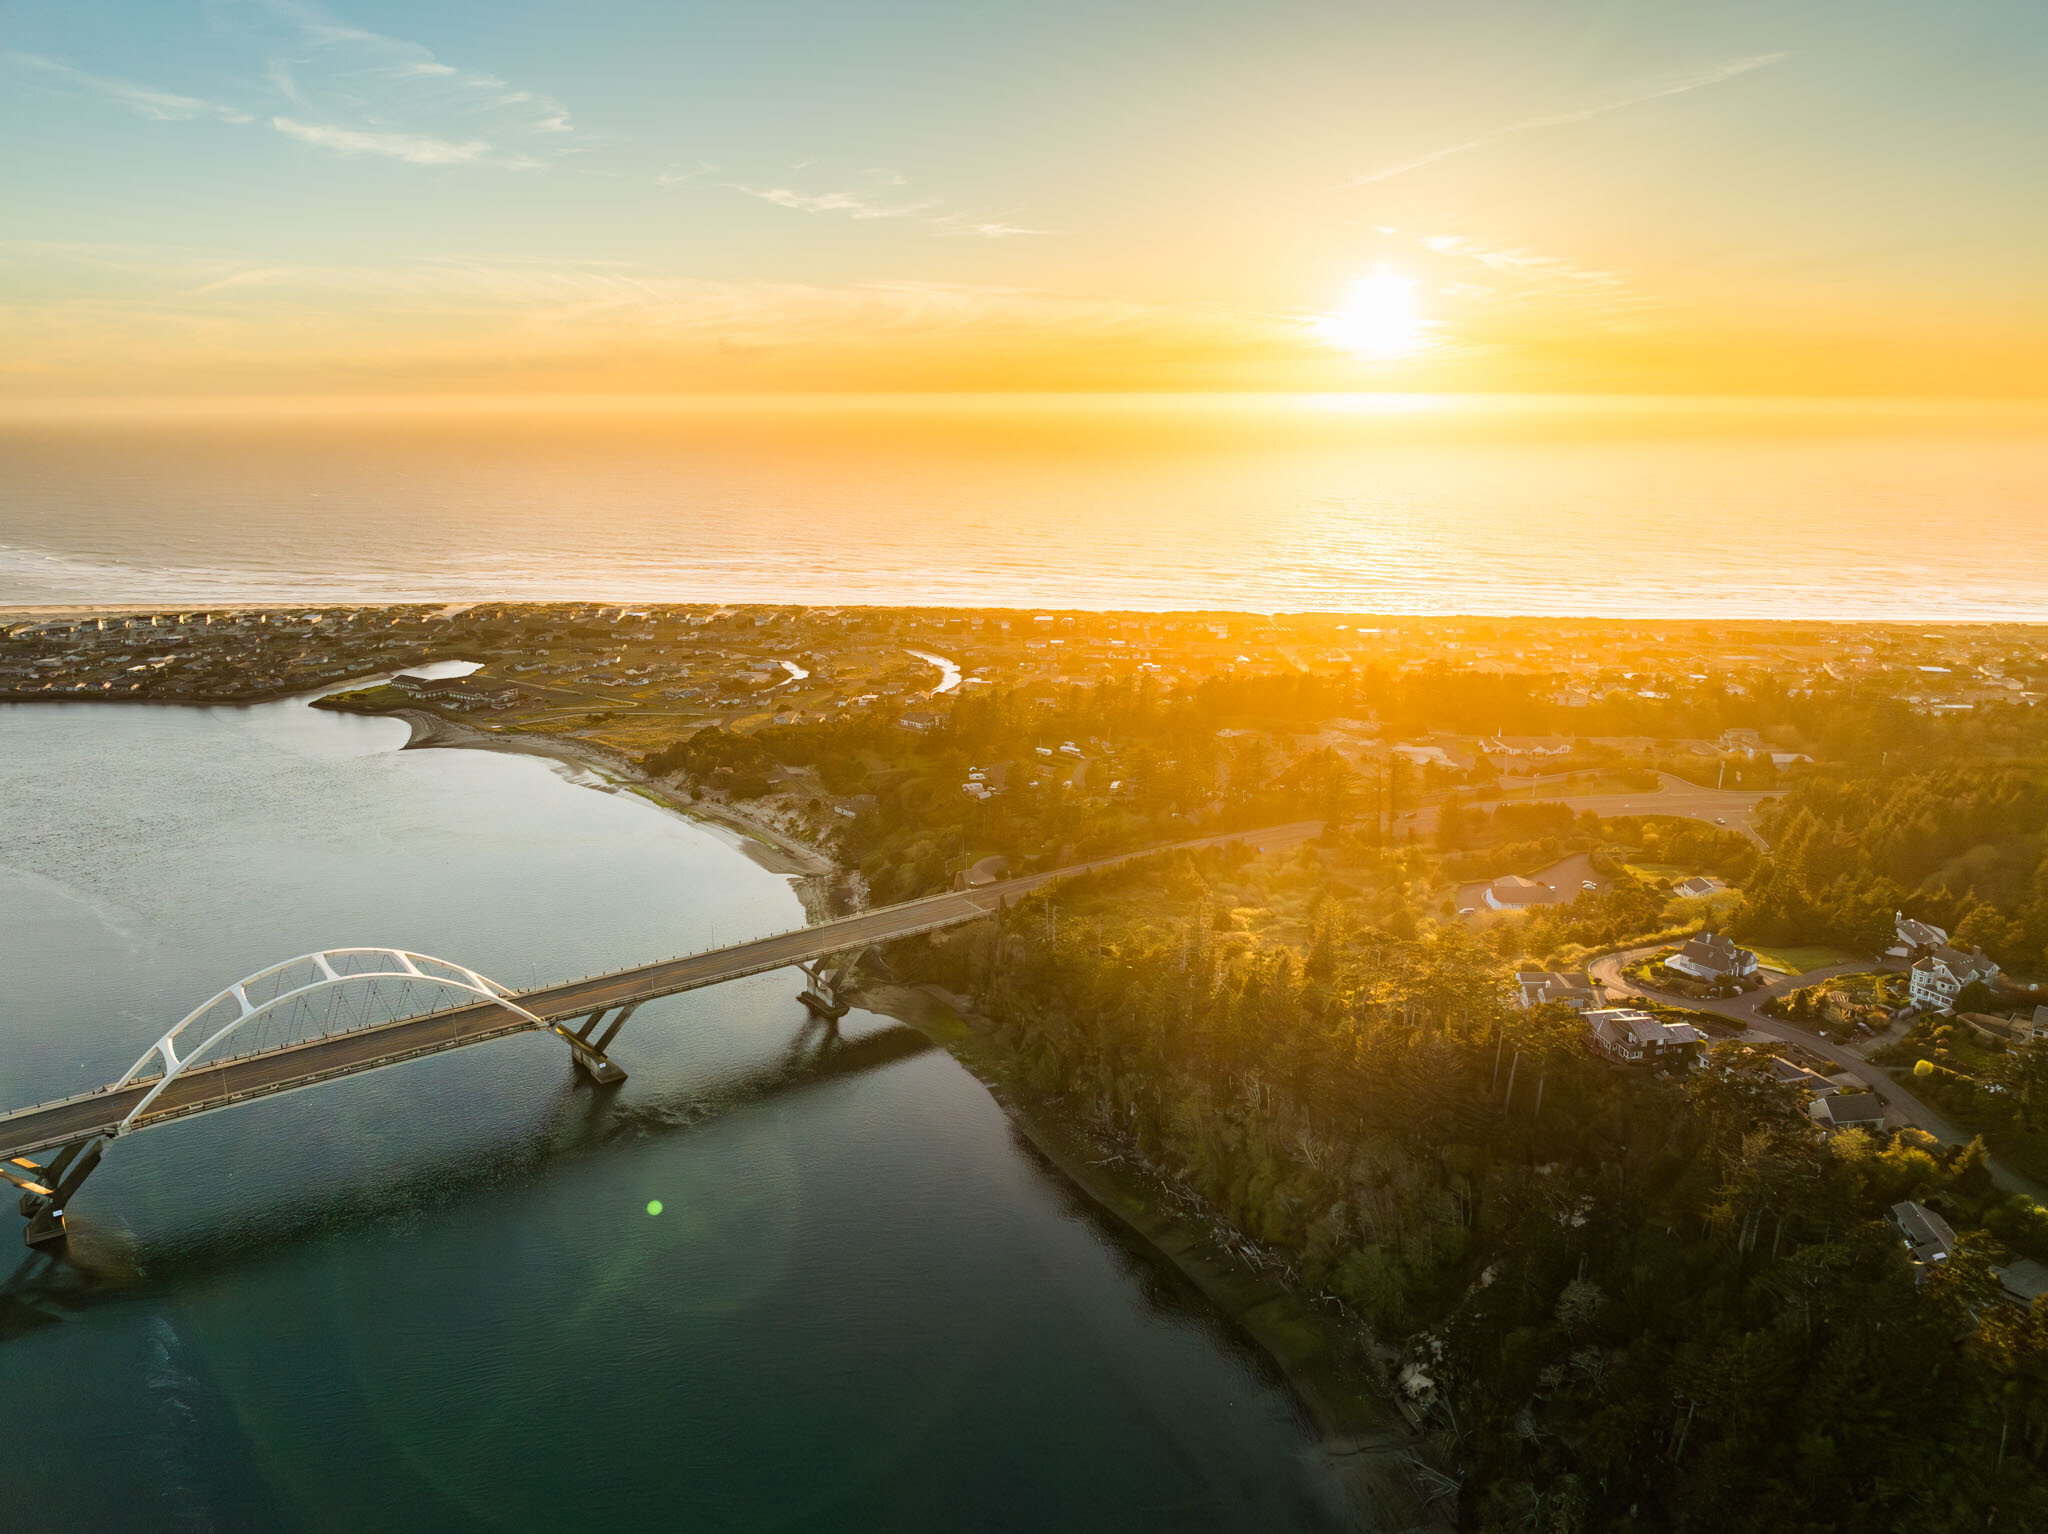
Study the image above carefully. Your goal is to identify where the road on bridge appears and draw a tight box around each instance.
[0,819,1325,1161]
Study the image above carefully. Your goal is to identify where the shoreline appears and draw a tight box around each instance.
[385,700,1441,1524]
[377,700,1443,1526]
[859,982,1447,1532]
[27,683,1440,1525]
[378,707,845,907]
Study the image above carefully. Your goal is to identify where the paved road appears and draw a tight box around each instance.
[1402,772,1772,847]
[1590,946,2048,1199]
[0,818,1325,1160]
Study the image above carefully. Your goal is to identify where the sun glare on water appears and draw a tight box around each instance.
[1313,267,1427,359]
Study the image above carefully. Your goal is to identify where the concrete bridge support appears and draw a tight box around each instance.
[798,951,865,1021]
[566,1002,638,1085]
[5,1136,106,1248]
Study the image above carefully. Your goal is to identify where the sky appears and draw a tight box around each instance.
[3,0,2046,402]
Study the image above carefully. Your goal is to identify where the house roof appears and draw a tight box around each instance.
[1914,945,1999,983]
[1895,913,1948,950]
[1587,1007,1704,1050]
[1892,1201,1957,1265]
[1817,1094,1884,1125]
[1674,931,1753,972]
[1768,1057,1837,1093]
[1516,970,1596,1008]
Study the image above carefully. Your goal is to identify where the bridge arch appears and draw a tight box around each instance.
[111,948,547,1135]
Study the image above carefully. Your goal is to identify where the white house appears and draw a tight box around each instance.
[1483,875,1554,910]
[1886,912,1949,959]
[1664,932,1760,984]
[1515,970,1597,1011]
[1908,945,2000,1012]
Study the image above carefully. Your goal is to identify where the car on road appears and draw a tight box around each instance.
[1582,879,1598,890]
[1715,817,1726,824]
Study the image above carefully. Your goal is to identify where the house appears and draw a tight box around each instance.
[1810,1093,1885,1130]
[1673,876,1720,899]
[1515,969,1597,1011]
[1664,932,1760,984]
[1585,1007,1706,1066]
[392,671,461,699]
[1483,875,1555,910]
[1908,945,2000,1012]
[1483,734,1574,764]
[1886,912,1949,959]
[1767,1056,1840,1096]
[1890,1201,1957,1274]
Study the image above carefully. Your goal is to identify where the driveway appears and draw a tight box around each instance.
[1589,945,2048,1201]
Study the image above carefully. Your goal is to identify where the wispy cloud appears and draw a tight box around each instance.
[244,0,583,141]
[5,4,583,171]
[1346,52,1789,187]
[1418,234,1628,292]
[927,214,1049,240]
[0,241,1269,395]
[270,116,508,167]
[725,168,1046,239]
[730,169,938,222]
[5,52,254,125]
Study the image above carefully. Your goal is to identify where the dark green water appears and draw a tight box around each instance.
[0,694,1359,1531]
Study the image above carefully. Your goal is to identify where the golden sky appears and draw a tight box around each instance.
[4,1,2046,402]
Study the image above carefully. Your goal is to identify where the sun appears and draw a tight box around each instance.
[1312,267,1427,359]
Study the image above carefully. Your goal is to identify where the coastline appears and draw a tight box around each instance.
[378,698,1440,1524]
[383,700,1442,1527]
[378,706,849,916]
[859,982,1447,1532]
[55,682,1438,1525]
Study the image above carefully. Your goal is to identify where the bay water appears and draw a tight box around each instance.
[0,693,1355,1532]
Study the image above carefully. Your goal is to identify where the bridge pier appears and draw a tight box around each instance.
[797,953,862,1021]
[562,1002,637,1085]
[4,1136,106,1248]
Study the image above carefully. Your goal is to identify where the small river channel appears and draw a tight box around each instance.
[0,691,1359,1531]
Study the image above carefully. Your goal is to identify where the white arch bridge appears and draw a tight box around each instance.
[0,902,967,1249]
[0,819,1324,1248]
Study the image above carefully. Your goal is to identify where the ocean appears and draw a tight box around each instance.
[2,394,2045,619]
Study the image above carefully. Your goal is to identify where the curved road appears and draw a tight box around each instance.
[1590,946,2046,1199]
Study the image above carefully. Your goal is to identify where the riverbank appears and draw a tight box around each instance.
[343,698,1443,1526]
[862,982,1449,1533]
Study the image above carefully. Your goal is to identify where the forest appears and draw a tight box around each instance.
[1736,766,2048,970]
[890,845,2048,1531]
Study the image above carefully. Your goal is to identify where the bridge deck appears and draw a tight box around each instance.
[0,819,1323,1161]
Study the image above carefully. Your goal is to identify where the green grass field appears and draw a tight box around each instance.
[1747,942,1864,976]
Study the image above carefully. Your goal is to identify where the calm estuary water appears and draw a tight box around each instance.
[3,395,2047,620]
[0,695,1355,1531]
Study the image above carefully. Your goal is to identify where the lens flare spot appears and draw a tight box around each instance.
[646,1199,664,1216]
